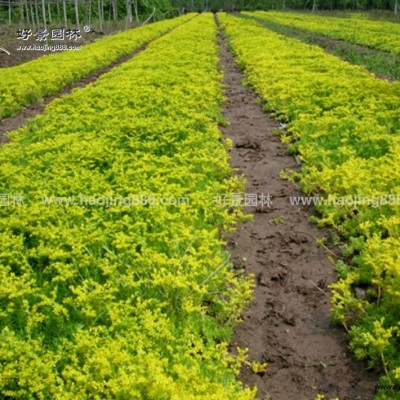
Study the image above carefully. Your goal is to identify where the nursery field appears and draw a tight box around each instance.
[220,12,400,399]
[245,11,400,54]
[241,11,400,81]
[0,14,193,120]
[0,10,400,400]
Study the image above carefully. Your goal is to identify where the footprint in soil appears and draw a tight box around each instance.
[257,266,288,287]
[235,137,261,150]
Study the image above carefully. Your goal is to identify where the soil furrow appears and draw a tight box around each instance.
[217,23,379,400]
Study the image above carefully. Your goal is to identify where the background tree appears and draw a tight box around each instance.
[0,0,398,28]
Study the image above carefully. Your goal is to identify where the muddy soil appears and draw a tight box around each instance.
[217,28,379,400]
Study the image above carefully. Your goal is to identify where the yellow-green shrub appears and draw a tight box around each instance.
[0,14,255,399]
[219,12,400,398]
[246,11,400,54]
[0,14,194,121]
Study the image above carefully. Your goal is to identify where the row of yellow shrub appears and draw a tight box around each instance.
[247,11,400,54]
[0,14,193,120]
[0,14,256,399]
[219,12,400,399]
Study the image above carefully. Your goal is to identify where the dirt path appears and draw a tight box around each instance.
[217,27,379,400]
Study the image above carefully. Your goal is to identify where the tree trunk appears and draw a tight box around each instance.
[48,2,52,24]
[75,0,80,30]
[125,0,132,27]
[63,0,67,27]
[34,0,40,27]
[30,1,36,29]
[56,0,61,25]
[98,0,103,31]
[132,0,139,22]
[42,0,47,29]
[25,2,31,26]
[20,1,24,24]
[312,0,317,11]
[112,0,117,21]
[395,0,398,15]
[88,0,92,26]
[8,0,12,25]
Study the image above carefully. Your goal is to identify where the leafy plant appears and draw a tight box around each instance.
[0,14,256,399]
[219,12,400,394]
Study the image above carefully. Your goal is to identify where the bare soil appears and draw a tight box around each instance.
[217,29,379,400]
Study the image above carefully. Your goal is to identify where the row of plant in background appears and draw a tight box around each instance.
[219,12,400,399]
[241,12,400,81]
[246,11,400,54]
[0,14,256,399]
[0,14,193,121]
